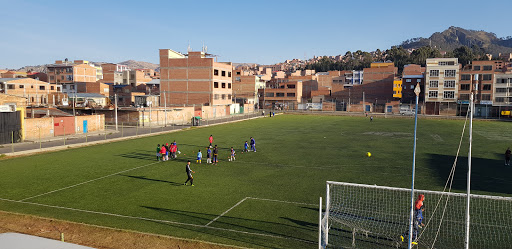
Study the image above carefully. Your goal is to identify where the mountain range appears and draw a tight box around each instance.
[400,26,512,55]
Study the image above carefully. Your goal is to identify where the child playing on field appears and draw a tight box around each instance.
[230,147,236,161]
[197,150,202,164]
[206,147,212,164]
[244,141,248,152]
[159,144,167,161]
[156,144,161,161]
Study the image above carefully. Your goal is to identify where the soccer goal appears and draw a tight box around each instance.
[319,181,512,248]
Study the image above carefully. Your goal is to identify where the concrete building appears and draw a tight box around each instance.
[493,70,512,114]
[0,78,62,106]
[159,49,233,107]
[424,58,460,115]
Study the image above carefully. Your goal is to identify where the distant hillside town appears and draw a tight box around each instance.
[1,26,512,144]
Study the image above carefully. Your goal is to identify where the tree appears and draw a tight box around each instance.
[385,46,410,73]
[453,46,475,66]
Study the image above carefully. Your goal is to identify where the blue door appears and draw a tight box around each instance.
[387,106,393,113]
[366,105,371,112]
[83,120,88,134]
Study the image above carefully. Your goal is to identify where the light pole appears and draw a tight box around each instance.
[408,83,421,248]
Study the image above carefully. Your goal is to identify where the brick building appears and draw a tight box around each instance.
[0,78,62,106]
[233,70,265,111]
[159,49,233,107]
[101,63,130,84]
[47,60,97,95]
[259,80,302,110]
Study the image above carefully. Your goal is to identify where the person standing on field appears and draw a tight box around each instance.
[209,135,213,148]
[250,137,256,152]
[213,145,219,165]
[505,147,511,166]
[184,161,195,186]
[156,144,161,161]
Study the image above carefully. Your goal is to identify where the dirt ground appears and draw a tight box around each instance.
[0,211,239,249]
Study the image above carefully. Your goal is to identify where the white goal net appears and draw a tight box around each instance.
[320,181,512,248]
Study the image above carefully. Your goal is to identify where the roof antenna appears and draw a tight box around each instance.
[187,41,191,53]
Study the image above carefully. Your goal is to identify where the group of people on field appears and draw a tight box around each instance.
[156,141,179,161]
[154,135,257,186]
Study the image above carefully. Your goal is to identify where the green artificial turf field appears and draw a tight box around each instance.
[0,114,511,248]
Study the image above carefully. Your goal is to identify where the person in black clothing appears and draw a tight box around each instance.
[184,161,195,186]
[505,147,511,166]
[213,145,219,165]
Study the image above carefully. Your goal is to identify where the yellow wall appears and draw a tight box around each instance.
[393,80,402,98]
[371,62,394,68]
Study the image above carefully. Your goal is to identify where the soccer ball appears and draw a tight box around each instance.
[367,152,372,157]
[228,158,232,161]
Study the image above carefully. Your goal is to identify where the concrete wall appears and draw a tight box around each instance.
[23,114,105,140]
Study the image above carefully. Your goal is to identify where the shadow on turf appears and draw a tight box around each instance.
[140,205,316,244]
[119,174,182,186]
[426,153,512,195]
[116,152,155,160]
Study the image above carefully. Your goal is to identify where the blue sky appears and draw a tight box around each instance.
[1,0,511,69]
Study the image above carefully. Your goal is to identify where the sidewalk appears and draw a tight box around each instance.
[0,112,262,157]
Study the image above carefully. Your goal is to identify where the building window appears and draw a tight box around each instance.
[417,79,421,82]
[214,94,219,100]
[222,71,226,77]
[473,66,480,70]
[459,94,470,100]
[228,83,231,89]
[482,74,492,81]
[481,94,491,100]
[483,65,492,71]
[496,88,507,93]
[444,80,455,88]
[461,74,471,81]
[57,86,61,91]
[50,76,55,81]
[70,85,75,90]
[429,81,438,88]
[428,91,438,98]
[228,94,232,99]
[482,84,492,91]
[410,85,414,89]
[214,69,219,76]
[265,93,274,97]
[236,71,240,75]
[445,70,456,78]
[235,77,240,82]
[443,91,455,99]
[214,82,219,88]
[39,86,45,90]
[222,83,226,88]
[460,84,470,91]
[287,84,295,89]
[438,61,455,66]
[50,86,54,90]
[276,93,285,97]
[287,93,295,97]
[19,85,24,89]
[228,72,231,77]
[61,76,65,80]
[406,79,411,82]
[7,84,14,89]
[222,94,226,99]
[430,70,439,77]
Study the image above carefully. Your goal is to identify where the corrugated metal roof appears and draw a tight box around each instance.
[147,79,160,85]
[0,78,21,82]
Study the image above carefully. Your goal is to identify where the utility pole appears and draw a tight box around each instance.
[115,94,118,131]
[362,91,365,114]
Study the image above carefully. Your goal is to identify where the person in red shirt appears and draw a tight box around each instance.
[415,194,425,210]
[209,135,213,148]
[170,143,177,159]
[160,145,167,161]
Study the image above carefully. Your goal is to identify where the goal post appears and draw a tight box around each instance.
[319,181,512,248]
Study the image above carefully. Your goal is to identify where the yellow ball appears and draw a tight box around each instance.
[367,152,372,157]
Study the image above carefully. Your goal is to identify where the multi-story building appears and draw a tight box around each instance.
[46,60,97,95]
[101,63,130,84]
[393,79,402,99]
[0,78,62,106]
[159,49,232,107]
[493,66,512,114]
[401,64,425,104]
[259,80,302,110]
[233,70,265,111]
[424,58,460,115]
[458,60,505,116]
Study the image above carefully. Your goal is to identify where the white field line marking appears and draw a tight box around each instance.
[20,161,161,202]
[247,197,318,207]
[205,197,248,227]
[0,197,314,244]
